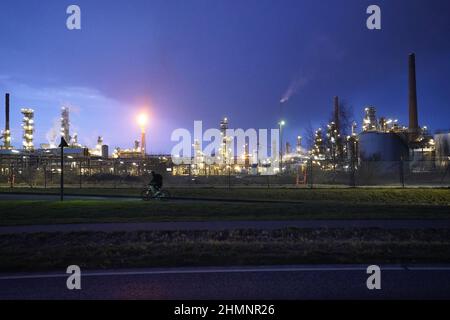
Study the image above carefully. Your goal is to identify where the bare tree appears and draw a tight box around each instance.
[324,99,355,164]
[335,100,355,137]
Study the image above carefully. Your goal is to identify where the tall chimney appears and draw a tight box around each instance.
[5,93,9,132]
[141,131,146,158]
[408,53,419,136]
[4,93,11,149]
[334,96,339,132]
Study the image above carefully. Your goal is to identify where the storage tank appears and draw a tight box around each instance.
[434,133,450,168]
[359,132,409,162]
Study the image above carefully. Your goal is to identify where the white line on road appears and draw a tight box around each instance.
[407,266,450,271]
[2,265,446,281]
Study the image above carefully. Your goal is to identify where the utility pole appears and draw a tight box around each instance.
[308,157,314,189]
[349,137,357,188]
[399,156,405,188]
[279,120,285,174]
[59,137,69,201]
[228,165,231,190]
[44,163,47,189]
[79,159,82,189]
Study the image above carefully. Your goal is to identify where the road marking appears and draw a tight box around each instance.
[0,265,421,281]
[407,266,450,271]
[2,265,450,281]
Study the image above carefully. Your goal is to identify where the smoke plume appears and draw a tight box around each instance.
[280,74,308,104]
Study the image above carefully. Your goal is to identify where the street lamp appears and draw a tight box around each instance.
[279,120,285,173]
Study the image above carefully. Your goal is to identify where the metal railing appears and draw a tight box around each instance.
[0,156,449,189]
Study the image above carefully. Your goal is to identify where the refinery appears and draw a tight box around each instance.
[0,53,449,186]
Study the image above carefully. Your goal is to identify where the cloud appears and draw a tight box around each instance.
[1,81,116,111]
[0,75,12,81]
[0,75,128,148]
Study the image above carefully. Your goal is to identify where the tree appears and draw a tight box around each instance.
[326,99,355,165]
[335,100,355,138]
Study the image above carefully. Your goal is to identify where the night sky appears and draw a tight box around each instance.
[0,0,449,153]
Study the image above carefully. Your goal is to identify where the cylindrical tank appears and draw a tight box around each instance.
[359,132,409,162]
[434,133,450,168]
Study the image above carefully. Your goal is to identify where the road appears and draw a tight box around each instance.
[0,193,139,201]
[1,219,450,234]
[0,192,311,205]
[1,265,450,299]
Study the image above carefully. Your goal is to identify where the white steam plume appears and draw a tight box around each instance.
[280,74,308,104]
[45,118,60,148]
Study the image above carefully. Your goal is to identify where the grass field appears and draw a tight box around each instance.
[1,188,449,272]
[0,199,449,226]
[1,187,450,204]
[1,228,449,272]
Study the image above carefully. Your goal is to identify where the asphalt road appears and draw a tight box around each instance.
[1,265,450,299]
[1,219,450,234]
[0,192,306,204]
[0,193,139,201]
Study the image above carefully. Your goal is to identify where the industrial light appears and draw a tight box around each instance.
[137,113,148,128]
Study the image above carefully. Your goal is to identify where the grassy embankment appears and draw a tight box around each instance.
[0,188,449,226]
[1,186,450,204]
[1,228,449,272]
[1,188,449,271]
[0,200,449,226]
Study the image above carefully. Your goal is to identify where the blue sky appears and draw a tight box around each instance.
[0,0,450,153]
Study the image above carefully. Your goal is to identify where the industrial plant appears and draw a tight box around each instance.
[0,53,449,186]
[172,53,449,182]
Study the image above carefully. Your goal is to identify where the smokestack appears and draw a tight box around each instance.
[5,93,9,132]
[408,53,419,136]
[141,131,146,158]
[3,93,11,149]
[334,96,339,132]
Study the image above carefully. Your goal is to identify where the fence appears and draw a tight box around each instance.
[0,157,449,189]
